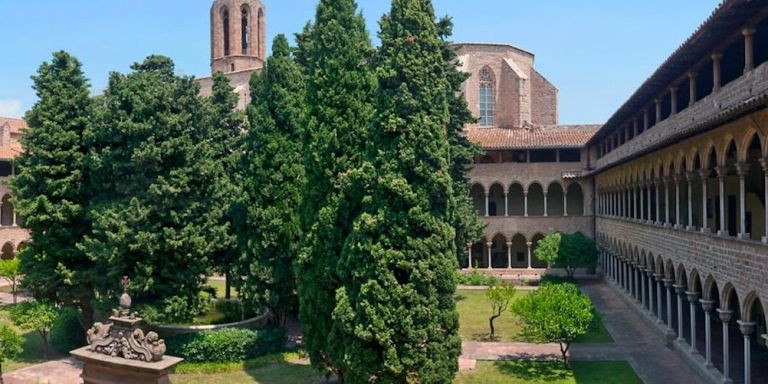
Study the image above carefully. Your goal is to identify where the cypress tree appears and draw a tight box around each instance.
[82,56,227,322]
[332,0,461,382]
[234,35,304,326]
[295,0,377,375]
[205,72,247,300]
[10,51,98,325]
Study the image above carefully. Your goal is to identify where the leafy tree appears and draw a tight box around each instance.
[81,56,227,322]
[9,51,97,325]
[331,0,462,382]
[10,301,58,359]
[205,72,247,300]
[295,0,376,376]
[234,35,305,326]
[0,259,21,304]
[512,283,594,368]
[486,283,516,339]
[293,21,315,71]
[436,17,484,265]
[535,233,598,277]
[0,325,23,383]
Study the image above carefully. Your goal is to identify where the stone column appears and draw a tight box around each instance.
[655,98,662,124]
[486,242,492,270]
[467,243,473,269]
[664,279,674,330]
[524,191,529,217]
[686,173,694,229]
[655,181,662,224]
[689,71,698,106]
[736,162,750,239]
[670,87,678,115]
[700,170,710,233]
[717,309,733,383]
[674,284,686,342]
[647,182,653,223]
[506,242,512,270]
[656,274,665,324]
[687,291,700,354]
[674,175,682,228]
[543,192,548,217]
[743,27,756,73]
[717,166,727,236]
[665,177,671,226]
[761,158,768,243]
[639,267,647,308]
[700,299,716,368]
[504,193,509,217]
[643,109,650,131]
[640,183,645,221]
[737,321,756,384]
[712,52,723,92]
[564,191,568,217]
[485,193,489,217]
[648,271,655,313]
[526,242,532,269]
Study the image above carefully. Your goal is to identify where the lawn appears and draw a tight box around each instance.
[455,361,643,384]
[0,305,56,373]
[207,278,238,299]
[455,290,612,343]
[169,352,325,384]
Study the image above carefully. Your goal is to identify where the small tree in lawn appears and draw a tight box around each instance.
[10,301,58,359]
[486,283,516,340]
[534,232,563,270]
[535,233,598,278]
[512,283,594,368]
[0,325,23,383]
[0,259,21,304]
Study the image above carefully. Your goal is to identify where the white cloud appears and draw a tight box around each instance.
[0,99,24,118]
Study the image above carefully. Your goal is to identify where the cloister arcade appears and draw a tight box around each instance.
[462,232,549,269]
[470,180,585,217]
[595,110,768,243]
[599,233,768,384]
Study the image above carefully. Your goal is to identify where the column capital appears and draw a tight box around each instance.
[663,278,674,288]
[735,162,750,177]
[686,291,700,302]
[505,242,512,246]
[759,157,768,172]
[737,320,756,336]
[711,52,723,61]
[688,71,698,79]
[742,27,757,37]
[717,308,733,323]
[673,284,687,295]
[699,168,710,181]
[685,171,696,182]
[486,242,492,247]
[525,241,532,247]
[653,273,664,281]
[715,165,728,179]
[699,299,716,312]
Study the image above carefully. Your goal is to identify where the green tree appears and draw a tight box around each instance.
[486,283,516,339]
[535,233,598,277]
[436,17,484,265]
[331,0,462,382]
[0,259,21,304]
[234,35,305,326]
[82,56,227,322]
[0,325,23,384]
[512,283,594,368]
[293,21,315,71]
[10,301,58,359]
[295,0,376,376]
[9,51,97,325]
[205,72,247,300]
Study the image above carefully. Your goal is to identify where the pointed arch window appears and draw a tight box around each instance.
[479,68,494,127]
[241,6,250,55]
[222,9,231,56]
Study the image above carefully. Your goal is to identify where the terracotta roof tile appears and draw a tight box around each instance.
[0,117,26,160]
[466,125,601,150]
[0,118,26,134]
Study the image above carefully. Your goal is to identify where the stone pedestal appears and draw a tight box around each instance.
[71,347,183,384]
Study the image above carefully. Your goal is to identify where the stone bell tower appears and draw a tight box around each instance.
[210,0,266,74]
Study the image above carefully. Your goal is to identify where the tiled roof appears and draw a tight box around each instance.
[0,117,25,160]
[0,118,26,134]
[466,125,601,150]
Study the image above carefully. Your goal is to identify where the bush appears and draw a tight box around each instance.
[217,300,257,323]
[166,327,286,363]
[51,307,86,354]
[457,269,501,286]
[540,275,578,287]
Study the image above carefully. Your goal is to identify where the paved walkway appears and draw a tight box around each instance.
[3,358,82,384]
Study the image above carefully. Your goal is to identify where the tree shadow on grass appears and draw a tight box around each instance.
[470,333,500,342]
[454,294,467,302]
[494,360,570,382]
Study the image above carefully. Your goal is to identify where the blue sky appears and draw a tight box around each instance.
[0,0,720,124]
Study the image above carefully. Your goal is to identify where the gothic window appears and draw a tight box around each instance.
[241,6,250,55]
[222,9,231,56]
[257,8,264,56]
[479,68,494,127]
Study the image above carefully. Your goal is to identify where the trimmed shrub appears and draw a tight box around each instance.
[166,327,286,363]
[51,307,86,354]
[457,269,501,286]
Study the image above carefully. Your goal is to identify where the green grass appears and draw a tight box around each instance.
[207,278,238,299]
[170,352,325,384]
[0,305,57,373]
[455,290,612,343]
[455,361,643,384]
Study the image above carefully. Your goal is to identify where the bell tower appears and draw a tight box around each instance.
[210,0,266,74]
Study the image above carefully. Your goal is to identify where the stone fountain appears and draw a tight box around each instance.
[70,277,184,384]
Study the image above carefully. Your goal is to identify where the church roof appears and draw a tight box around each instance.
[0,117,25,160]
[466,125,601,150]
[0,118,26,134]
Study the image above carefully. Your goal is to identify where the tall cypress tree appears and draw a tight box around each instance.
[82,56,227,322]
[10,51,97,325]
[332,0,461,382]
[295,0,377,375]
[235,35,304,326]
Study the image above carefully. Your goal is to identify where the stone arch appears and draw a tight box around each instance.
[742,292,764,323]
[701,142,718,170]
[0,195,13,226]
[655,255,665,275]
[530,233,547,268]
[16,242,26,252]
[720,283,740,313]
[675,264,687,287]
[489,233,507,268]
[488,183,505,217]
[566,182,585,216]
[0,242,13,260]
[527,182,545,216]
[509,233,528,268]
[547,181,565,216]
[702,275,720,301]
[508,182,525,216]
[718,136,738,167]
[665,259,675,279]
